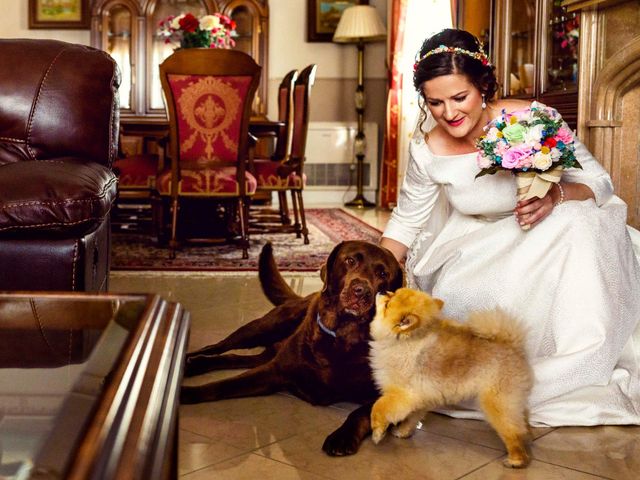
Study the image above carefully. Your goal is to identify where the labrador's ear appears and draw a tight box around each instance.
[321,242,343,293]
[391,266,404,291]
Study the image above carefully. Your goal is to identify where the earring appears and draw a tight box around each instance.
[481,94,487,110]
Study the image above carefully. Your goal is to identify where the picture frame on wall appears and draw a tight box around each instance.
[29,0,91,29]
[307,0,369,42]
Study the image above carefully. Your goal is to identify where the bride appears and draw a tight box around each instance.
[380,28,640,426]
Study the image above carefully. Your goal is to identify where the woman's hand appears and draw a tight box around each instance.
[514,185,560,228]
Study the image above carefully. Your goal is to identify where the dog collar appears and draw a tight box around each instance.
[316,313,337,338]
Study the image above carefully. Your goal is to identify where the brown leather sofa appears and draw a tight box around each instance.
[0,39,120,291]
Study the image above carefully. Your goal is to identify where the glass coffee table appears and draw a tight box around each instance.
[0,293,190,479]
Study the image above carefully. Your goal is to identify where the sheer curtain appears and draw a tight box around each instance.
[379,0,453,208]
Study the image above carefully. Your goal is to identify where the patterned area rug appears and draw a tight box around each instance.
[111,209,382,272]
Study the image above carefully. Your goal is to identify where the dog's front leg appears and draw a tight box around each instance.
[187,296,310,358]
[370,387,420,444]
[180,363,285,404]
[322,402,373,456]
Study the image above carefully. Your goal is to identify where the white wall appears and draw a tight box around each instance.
[269,0,387,79]
[1,0,387,82]
[1,1,90,44]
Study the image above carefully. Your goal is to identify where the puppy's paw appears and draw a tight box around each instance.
[371,427,386,445]
[370,407,389,444]
[391,420,419,439]
[503,449,530,469]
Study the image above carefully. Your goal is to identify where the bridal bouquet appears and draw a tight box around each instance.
[158,13,236,50]
[475,103,581,229]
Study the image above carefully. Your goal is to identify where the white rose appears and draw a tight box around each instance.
[550,147,561,159]
[199,15,220,31]
[485,127,500,141]
[523,124,544,145]
[170,14,184,30]
[533,152,552,171]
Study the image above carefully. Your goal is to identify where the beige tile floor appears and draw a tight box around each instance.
[110,207,640,480]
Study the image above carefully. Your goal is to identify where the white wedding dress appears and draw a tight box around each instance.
[383,111,640,426]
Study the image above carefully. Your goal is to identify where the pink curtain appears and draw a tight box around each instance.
[378,0,407,209]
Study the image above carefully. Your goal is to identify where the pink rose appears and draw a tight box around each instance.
[555,127,573,145]
[501,145,533,169]
[495,141,508,156]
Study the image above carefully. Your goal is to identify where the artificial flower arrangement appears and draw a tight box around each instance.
[158,12,236,50]
[475,102,581,229]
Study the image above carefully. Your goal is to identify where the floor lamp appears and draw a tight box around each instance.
[333,5,386,208]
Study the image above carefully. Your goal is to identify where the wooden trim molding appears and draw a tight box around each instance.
[583,31,640,226]
[562,0,627,12]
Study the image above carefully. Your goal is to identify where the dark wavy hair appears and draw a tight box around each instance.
[413,29,498,130]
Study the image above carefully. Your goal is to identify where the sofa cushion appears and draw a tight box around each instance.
[0,159,117,235]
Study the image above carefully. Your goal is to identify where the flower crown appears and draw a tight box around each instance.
[413,45,490,72]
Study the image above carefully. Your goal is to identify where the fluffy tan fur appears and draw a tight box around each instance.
[369,288,533,468]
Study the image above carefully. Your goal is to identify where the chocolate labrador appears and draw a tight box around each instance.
[180,240,403,455]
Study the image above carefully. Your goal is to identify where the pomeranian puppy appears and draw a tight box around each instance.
[369,288,533,468]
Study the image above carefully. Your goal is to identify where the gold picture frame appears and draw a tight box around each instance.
[307,0,368,42]
[29,0,90,29]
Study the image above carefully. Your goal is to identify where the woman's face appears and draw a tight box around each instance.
[421,73,484,140]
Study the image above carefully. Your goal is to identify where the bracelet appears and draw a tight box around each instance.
[553,182,565,207]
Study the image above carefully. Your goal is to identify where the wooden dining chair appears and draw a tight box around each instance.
[154,48,261,259]
[250,64,317,244]
[249,69,298,225]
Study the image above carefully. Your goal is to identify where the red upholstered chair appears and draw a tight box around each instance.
[155,49,261,259]
[251,64,317,244]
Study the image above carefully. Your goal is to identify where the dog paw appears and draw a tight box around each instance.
[391,422,418,439]
[322,430,362,456]
[371,428,386,445]
[503,450,530,468]
[179,386,200,405]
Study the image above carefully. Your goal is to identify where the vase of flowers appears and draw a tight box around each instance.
[475,102,581,230]
[158,12,236,50]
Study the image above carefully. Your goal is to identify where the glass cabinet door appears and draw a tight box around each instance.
[229,4,254,56]
[507,0,537,96]
[222,0,268,116]
[104,4,134,111]
[542,0,579,94]
[149,0,209,112]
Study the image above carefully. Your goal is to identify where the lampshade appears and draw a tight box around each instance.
[333,5,386,43]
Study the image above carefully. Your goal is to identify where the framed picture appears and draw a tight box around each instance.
[29,0,91,29]
[307,0,369,42]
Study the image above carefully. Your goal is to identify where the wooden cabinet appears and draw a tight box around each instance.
[493,0,580,128]
[90,0,269,137]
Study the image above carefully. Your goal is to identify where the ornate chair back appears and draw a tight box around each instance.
[156,48,261,258]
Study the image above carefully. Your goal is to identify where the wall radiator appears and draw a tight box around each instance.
[304,121,378,203]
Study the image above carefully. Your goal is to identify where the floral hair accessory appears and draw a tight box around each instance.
[413,44,491,72]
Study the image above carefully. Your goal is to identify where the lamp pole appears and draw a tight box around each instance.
[345,40,375,208]
[332,5,385,209]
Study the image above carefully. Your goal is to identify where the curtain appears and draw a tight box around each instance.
[378,0,408,209]
[450,0,458,27]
